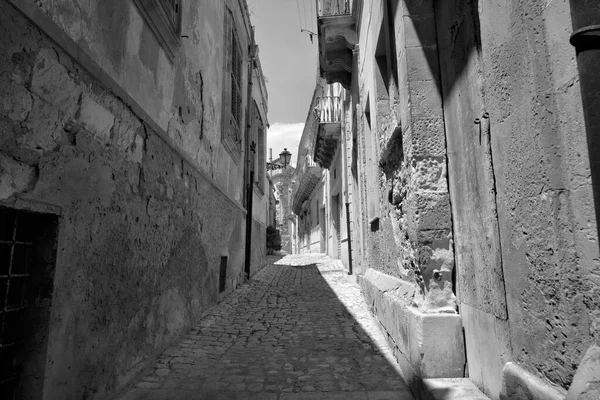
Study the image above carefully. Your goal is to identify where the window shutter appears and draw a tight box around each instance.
[220,5,244,158]
[225,9,233,73]
[224,8,233,134]
[231,29,242,126]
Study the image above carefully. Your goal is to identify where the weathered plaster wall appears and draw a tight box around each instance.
[356,0,393,274]
[481,0,599,390]
[250,219,267,275]
[0,2,267,398]
[328,146,344,260]
[434,0,599,396]
[311,182,325,253]
[434,1,510,396]
[17,0,253,203]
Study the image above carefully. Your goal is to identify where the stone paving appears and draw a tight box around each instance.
[118,254,415,400]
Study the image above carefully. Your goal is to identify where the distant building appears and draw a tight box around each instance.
[0,0,268,398]
[292,79,352,269]
[300,0,600,399]
[269,153,295,253]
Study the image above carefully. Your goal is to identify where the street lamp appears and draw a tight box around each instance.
[267,148,293,172]
[280,148,292,168]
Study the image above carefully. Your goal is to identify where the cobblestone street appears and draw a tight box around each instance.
[119,254,414,400]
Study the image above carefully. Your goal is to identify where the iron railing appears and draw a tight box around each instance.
[318,95,342,123]
[317,0,352,17]
[299,155,318,175]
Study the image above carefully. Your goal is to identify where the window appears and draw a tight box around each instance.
[222,6,244,159]
[219,256,227,293]
[133,0,182,61]
[0,208,58,398]
[375,0,399,99]
[231,29,243,127]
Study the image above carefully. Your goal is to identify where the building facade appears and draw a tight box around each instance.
[270,164,295,254]
[292,79,354,269]
[0,0,269,398]
[308,0,600,399]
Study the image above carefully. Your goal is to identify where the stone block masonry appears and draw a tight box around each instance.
[0,2,264,398]
[359,268,465,388]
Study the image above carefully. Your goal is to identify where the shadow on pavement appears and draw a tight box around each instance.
[118,255,415,400]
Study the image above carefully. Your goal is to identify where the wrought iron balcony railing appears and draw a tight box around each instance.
[299,156,318,175]
[317,0,352,17]
[318,95,342,124]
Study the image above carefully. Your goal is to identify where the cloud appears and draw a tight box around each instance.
[267,122,304,166]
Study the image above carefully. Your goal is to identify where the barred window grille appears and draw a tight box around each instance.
[0,208,58,398]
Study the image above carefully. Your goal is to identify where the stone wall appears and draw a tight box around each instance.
[349,0,600,397]
[480,0,598,393]
[345,0,464,387]
[434,0,599,397]
[0,1,267,398]
[355,0,456,313]
[10,0,263,203]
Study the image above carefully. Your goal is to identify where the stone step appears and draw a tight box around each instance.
[420,378,491,400]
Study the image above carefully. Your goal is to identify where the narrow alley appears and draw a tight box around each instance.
[2,0,600,399]
[119,254,414,400]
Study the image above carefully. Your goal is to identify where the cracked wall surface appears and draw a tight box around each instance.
[481,0,598,392]
[0,1,268,398]
[354,0,456,314]
[15,0,264,204]
[348,0,600,397]
[435,0,600,397]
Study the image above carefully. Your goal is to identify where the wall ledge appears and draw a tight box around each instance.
[359,268,465,389]
[566,345,600,400]
[501,362,566,400]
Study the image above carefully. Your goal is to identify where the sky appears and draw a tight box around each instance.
[247,0,319,166]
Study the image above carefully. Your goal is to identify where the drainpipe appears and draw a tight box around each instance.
[340,94,354,275]
[244,29,257,280]
[345,202,353,275]
[569,1,600,242]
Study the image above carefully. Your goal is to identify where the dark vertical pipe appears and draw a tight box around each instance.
[244,28,257,280]
[345,202,353,275]
[245,170,254,280]
[569,1,600,242]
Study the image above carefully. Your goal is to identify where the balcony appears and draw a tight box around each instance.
[291,156,322,215]
[269,166,294,179]
[317,0,357,89]
[317,0,352,16]
[314,94,342,169]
